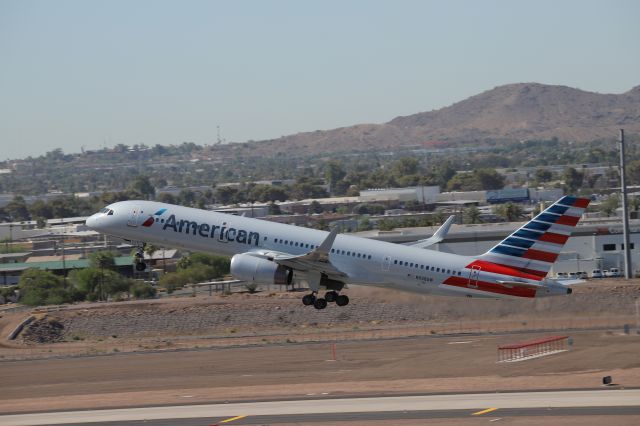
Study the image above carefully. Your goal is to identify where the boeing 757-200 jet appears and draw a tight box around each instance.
[86,196,590,309]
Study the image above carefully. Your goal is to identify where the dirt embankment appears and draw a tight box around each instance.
[0,279,635,357]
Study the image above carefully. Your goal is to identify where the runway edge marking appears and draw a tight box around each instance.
[472,407,499,416]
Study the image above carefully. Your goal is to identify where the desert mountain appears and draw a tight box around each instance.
[247,83,640,156]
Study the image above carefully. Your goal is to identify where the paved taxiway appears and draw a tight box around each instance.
[2,389,639,426]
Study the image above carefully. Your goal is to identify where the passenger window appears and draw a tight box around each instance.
[436,268,440,272]
[394,260,398,264]
[431,266,434,271]
[368,255,372,259]
[420,265,424,269]
[331,249,335,253]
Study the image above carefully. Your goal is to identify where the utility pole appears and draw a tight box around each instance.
[619,129,632,279]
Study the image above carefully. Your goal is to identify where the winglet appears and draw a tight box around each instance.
[407,215,456,249]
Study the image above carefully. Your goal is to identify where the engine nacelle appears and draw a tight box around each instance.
[230,253,292,285]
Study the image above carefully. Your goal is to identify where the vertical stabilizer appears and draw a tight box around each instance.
[470,196,590,280]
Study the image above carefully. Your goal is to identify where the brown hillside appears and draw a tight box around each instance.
[248,83,640,156]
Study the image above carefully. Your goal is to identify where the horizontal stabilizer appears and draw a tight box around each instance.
[553,278,586,286]
[496,280,543,289]
[406,215,456,249]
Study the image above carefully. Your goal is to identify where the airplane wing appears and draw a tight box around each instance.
[405,215,456,249]
[250,228,349,280]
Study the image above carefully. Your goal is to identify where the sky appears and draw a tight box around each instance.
[1,0,639,160]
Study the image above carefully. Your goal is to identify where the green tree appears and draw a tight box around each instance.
[29,200,53,220]
[324,160,346,194]
[308,200,323,214]
[599,195,619,216]
[130,281,156,299]
[19,269,76,306]
[89,251,117,270]
[357,217,372,231]
[377,218,396,231]
[129,175,156,200]
[563,167,584,194]
[493,203,524,222]
[628,160,640,185]
[534,168,553,183]
[463,206,482,224]
[268,202,282,215]
[446,169,504,191]
[6,196,30,221]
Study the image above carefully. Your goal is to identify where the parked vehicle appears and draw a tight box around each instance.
[567,272,579,279]
[556,272,568,279]
[578,271,588,279]
[605,268,620,277]
[591,269,603,278]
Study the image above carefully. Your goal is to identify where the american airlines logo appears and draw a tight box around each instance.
[141,208,167,227]
[161,213,260,246]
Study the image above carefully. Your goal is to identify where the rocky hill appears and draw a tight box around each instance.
[247,83,640,156]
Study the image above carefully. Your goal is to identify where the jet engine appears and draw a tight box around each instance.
[230,253,292,285]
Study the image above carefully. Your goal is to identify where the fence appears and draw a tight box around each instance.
[498,335,569,362]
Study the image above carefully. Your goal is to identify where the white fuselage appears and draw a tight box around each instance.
[86,200,567,299]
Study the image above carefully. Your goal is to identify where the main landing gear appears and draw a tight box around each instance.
[134,243,147,272]
[302,291,349,310]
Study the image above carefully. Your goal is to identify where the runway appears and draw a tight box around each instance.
[2,389,639,426]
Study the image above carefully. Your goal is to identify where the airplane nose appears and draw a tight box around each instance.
[86,214,99,229]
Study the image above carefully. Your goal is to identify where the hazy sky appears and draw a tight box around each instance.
[1,0,639,160]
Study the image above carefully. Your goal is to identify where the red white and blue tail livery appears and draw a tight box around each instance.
[475,196,589,279]
[86,196,590,309]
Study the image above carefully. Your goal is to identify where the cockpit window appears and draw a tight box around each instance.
[98,208,115,215]
[107,209,114,215]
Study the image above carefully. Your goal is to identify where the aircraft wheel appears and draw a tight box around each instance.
[135,261,147,272]
[302,294,316,306]
[313,298,328,310]
[325,291,338,303]
[336,294,349,306]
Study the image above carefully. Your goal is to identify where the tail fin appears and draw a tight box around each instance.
[471,196,590,281]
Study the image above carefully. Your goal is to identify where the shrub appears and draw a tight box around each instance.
[19,269,75,306]
[130,282,156,299]
[244,283,259,293]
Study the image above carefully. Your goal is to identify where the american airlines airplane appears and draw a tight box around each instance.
[86,196,590,309]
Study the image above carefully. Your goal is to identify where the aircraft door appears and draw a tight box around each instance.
[468,265,481,288]
[127,207,140,227]
[382,256,391,272]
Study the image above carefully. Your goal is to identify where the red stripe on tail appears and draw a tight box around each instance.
[443,276,536,298]
[467,260,546,281]
[556,215,580,226]
[523,248,558,263]
[538,232,569,245]
[573,198,590,208]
